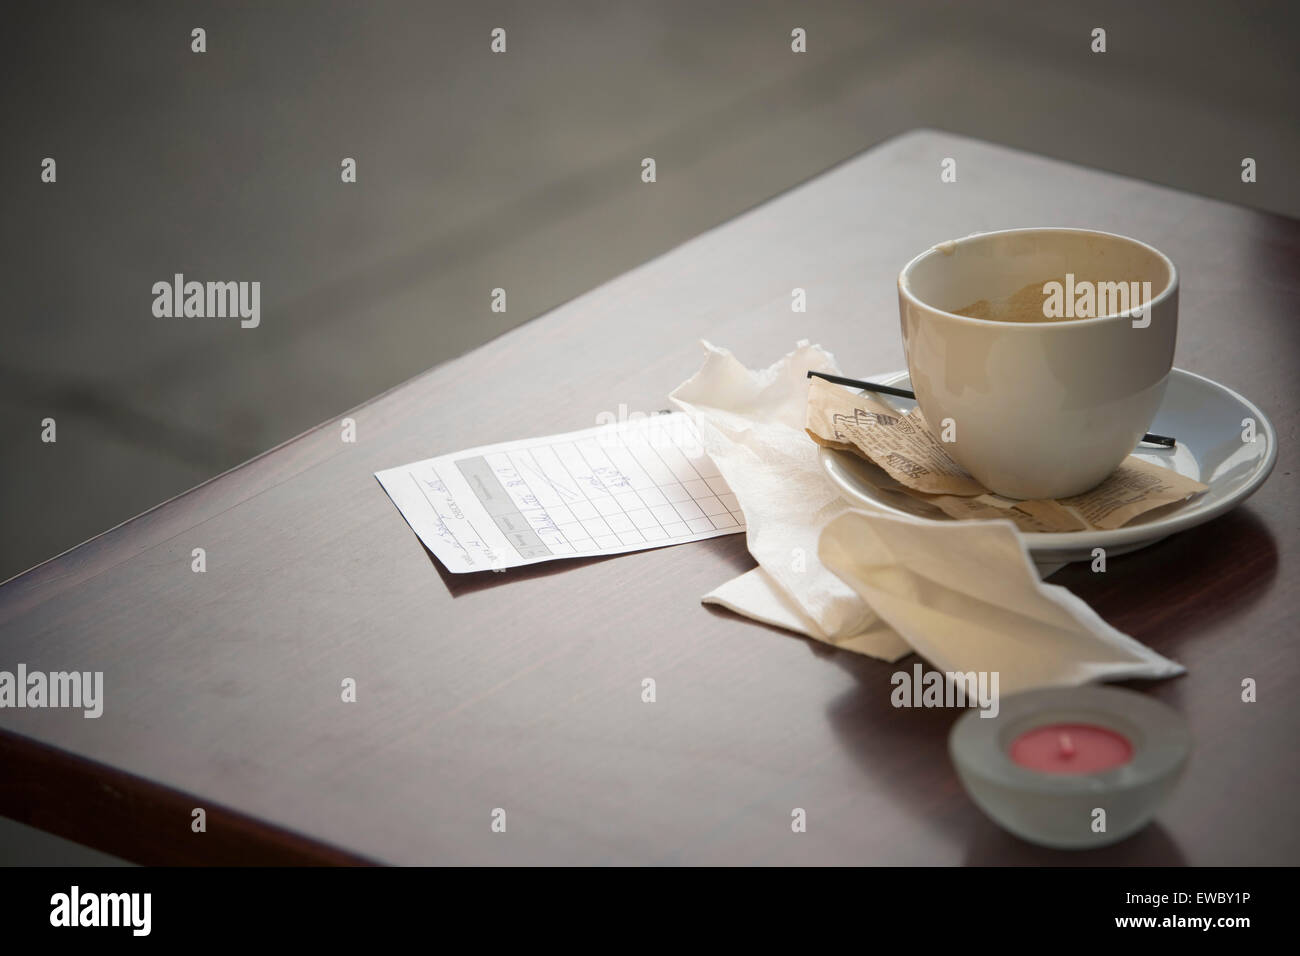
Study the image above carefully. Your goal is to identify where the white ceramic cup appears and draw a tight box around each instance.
[898,227,1178,500]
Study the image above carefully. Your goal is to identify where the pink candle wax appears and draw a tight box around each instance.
[1009,723,1134,774]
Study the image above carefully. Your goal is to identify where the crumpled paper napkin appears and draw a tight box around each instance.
[668,341,1184,693]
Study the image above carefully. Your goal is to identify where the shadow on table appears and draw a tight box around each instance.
[428,549,623,596]
[961,819,1187,866]
[1045,505,1279,660]
[817,646,1192,864]
[429,533,755,597]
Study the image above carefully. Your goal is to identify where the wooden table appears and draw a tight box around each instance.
[2,131,1296,865]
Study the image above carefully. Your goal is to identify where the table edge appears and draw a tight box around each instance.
[0,729,378,866]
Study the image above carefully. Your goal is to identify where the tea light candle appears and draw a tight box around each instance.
[949,686,1190,849]
[1010,723,1134,774]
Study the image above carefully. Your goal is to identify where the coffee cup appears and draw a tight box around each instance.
[898,227,1178,500]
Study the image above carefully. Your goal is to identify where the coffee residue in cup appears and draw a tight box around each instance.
[953,276,1145,323]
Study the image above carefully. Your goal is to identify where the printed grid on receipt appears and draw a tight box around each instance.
[376,413,745,573]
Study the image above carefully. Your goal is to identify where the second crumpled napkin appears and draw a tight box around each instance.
[669,340,1184,692]
[819,510,1184,692]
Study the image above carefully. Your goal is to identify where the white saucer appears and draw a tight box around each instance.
[819,368,1277,563]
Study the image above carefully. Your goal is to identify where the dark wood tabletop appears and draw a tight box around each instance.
[1,130,1296,865]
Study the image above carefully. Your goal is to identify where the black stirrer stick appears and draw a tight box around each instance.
[806,370,1177,447]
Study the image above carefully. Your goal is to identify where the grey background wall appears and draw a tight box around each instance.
[1,1,1296,862]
